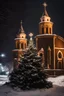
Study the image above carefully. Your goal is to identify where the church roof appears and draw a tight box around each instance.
[14,38,27,40]
[40,2,51,23]
[12,49,26,51]
[36,34,64,42]
[36,34,57,37]
[20,20,24,33]
[16,21,26,38]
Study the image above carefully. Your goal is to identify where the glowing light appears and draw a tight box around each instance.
[0,54,5,58]
[29,33,33,37]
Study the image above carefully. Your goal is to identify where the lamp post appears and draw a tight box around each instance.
[0,54,5,58]
[0,53,6,66]
[0,53,9,75]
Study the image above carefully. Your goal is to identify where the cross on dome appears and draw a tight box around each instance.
[20,20,24,33]
[43,2,47,8]
[20,20,23,25]
[42,2,48,16]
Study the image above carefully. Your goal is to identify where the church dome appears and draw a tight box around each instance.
[40,2,51,23]
[17,32,26,39]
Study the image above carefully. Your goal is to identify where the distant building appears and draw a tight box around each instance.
[13,2,64,75]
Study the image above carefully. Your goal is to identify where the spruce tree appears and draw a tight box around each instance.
[9,47,52,90]
[9,33,52,90]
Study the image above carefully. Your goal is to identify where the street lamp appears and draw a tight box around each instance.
[0,54,9,75]
[0,53,6,66]
[0,54,5,58]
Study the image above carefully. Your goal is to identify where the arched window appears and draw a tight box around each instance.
[57,50,63,60]
[57,50,63,69]
[21,43,23,49]
[58,52,62,58]
[40,53,43,56]
[47,19,49,21]
[46,27,48,34]
[22,36,24,38]
[25,44,26,48]
[50,28,51,34]
[42,27,44,34]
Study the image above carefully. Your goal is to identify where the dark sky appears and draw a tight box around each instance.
[0,0,64,61]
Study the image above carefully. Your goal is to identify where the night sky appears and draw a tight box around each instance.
[0,0,64,62]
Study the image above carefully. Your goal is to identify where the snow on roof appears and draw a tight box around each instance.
[36,34,57,37]
[15,38,27,40]
[12,49,25,51]
[36,34,64,42]
[35,34,57,38]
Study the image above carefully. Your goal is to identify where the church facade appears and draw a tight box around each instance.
[13,3,64,75]
[36,3,64,75]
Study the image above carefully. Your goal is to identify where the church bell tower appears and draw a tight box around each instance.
[39,2,53,34]
[36,2,54,69]
[15,21,27,50]
[13,21,27,68]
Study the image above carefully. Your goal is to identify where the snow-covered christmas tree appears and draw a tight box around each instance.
[9,33,52,90]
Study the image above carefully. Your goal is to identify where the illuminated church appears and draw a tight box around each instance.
[13,2,64,75]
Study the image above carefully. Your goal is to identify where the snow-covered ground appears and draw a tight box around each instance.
[0,75,64,87]
[0,75,9,86]
[0,83,64,96]
[0,75,64,96]
[47,75,64,87]
[0,64,9,86]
